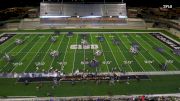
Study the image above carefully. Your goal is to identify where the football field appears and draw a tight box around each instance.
[0,32,179,73]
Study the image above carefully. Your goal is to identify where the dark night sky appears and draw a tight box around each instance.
[0,0,179,9]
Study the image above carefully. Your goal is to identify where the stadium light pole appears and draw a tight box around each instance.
[104,0,107,17]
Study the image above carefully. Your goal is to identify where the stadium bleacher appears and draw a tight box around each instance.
[40,3,127,26]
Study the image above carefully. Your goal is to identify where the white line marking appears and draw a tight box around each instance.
[23,35,50,72]
[83,41,86,72]
[10,35,38,72]
[1,35,35,72]
[72,34,79,74]
[129,34,156,71]
[119,35,145,72]
[61,37,71,70]
[98,35,110,72]
[36,39,54,72]
[90,34,99,73]
[115,34,133,72]
[0,35,22,60]
[143,34,178,70]
[48,34,65,71]
[104,34,121,71]
[147,34,180,62]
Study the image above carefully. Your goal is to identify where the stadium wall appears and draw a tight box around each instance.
[40,3,127,17]
[40,3,127,25]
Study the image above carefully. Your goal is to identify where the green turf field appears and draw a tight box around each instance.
[0,32,179,73]
[0,75,180,97]
[0,30,180,97]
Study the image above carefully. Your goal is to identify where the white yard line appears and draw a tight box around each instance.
[0,40,14,54]
[0,35,22,59]
[128,35,156,71]
[10,35,38,72]
[98,35,110,72]
[90,34,99,73]
[72,34,79,74]
[146,34,180,62]
[23,36,50,72]
[119,36,145,72]
[115,34,133,72]
[0,33,6,37]
[0,35,36,72]
[161,49,180,64]
[0,45,22,72]
[83,42,86,72]
[143,34,178,70]
[1,31,178,73]
[104,34,121,71]
[48,34,65,71]
[35,41,54,72]
[61,37,71,70]
[159,32,180,44]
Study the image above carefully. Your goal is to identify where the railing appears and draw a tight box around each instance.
[1,71,180,78]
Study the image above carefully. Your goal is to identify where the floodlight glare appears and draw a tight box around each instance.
[40,16,71,18]
[80,16,102,18]
[118,16,128,18]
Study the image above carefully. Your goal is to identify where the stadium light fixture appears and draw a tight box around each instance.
[40,16,71,18]
[80,16,102,18]
[118,16,127,18]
